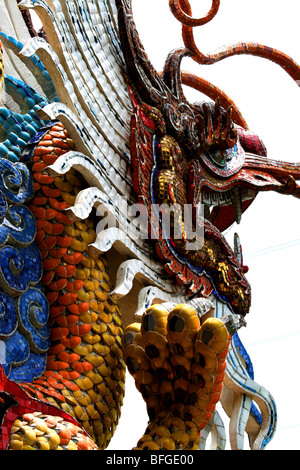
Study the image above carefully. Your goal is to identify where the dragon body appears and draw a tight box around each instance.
[0,0,299,451]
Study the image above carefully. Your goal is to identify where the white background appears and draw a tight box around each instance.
[108,0,300,450]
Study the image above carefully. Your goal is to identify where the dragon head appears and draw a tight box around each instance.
[117,0,300,317]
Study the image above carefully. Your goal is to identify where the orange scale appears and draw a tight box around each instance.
[32,196,48,206]
[50,305,66,318]
[218,347,230,363]
[49,247,68,258]
[44,416,59,427]
[67,302,89,315]
[43,258,61,270]
[35,390,44,400]
[42,271,55,285]
[51,123,65,131]
[34,173,56,185]
[56,236,74,248]
[46,291,59,305]
[36,219,47,230]
[57,427,72,445]
[56,314,79,327]
[34,207,57,220]
[39,139,55,147]
[54,211,74,225]
[49,130,66,139]
[39,236,57,251]
[54,265,76,278]
[67,424,81,438]
[63,253,84,265]
[47,379,65,390]
[49,198,69,211]
[58,351,80,364]
[43,370,57,378]
[61,379,81,392]
[46,360,69,372]
[45,208,59,219]
[57,292,78,305]
[35,230,45,243]
[44,388,66,402]
[41,186,61,198]
[39,250,49,260]
[22,413,35,422]
[48,278,68,291]
[48,343,66,355]
[69,324,91,336]
[44,222,65,236]
[32,162,48,173]
[21,383,38,396]
[50,326,69,341]
[35,383,51,392]
[71,362,93,374]
[30,379,46,387]
[40,133,52,140]
[52,138,70,149]
[39,236,58,252]
[204,398,217,413]
[31,206,45,220]
[209,390,222,405]
[24,385,43,399]
[33,182,41,192]
[61,336,81,349]
[34,146,54,156]
[76,437,90,451]
[54,147,68,156]
[215,361,227,377]
[42,154,60,165]
[66,279,84,292]
[59,370,81,380]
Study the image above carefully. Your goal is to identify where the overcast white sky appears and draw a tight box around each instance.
[108,0,300,450]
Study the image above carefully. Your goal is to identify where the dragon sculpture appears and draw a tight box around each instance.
[0,0,299,451]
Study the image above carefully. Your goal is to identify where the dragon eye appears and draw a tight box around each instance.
[201,143,245,177]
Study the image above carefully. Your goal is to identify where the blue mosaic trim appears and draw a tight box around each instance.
[0,32,58,103]
[262,398,277,449]
[0,72,53,382]
[233,332,263,427]
[0,74,51,163]
[233,332,254,379]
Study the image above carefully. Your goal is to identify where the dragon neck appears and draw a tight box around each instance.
[19,121,126,449]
